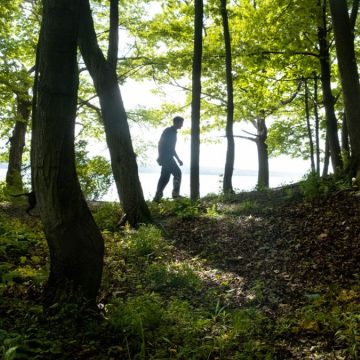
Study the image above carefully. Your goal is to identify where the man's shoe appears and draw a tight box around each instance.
[153,192,163,203]
[172,194,185,200]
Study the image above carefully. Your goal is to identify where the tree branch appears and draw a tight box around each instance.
[233,135,257,142]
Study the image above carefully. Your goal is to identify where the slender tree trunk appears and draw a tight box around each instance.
[6,94,31,190]
[32,0,104,305]
[256,117,269,188]
[221,0,235,194]
[78,0,151,226]
[341,113,350,169]
[322,135,330,177]
[313,73,321,175]
[190,0,203,201]
[329,0,360,179]
[305,79,316,172]
[317,0,343,173]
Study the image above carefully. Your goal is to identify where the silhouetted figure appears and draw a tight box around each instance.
[11,191,37,215]
[153,116,184,202]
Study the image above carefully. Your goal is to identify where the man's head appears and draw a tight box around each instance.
[173,116,184,129]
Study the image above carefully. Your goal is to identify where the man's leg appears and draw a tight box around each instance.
[153,165,171,202]
[170,161,182,198]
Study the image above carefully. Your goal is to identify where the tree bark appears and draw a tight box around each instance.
[322,134,330,177]
[313,73,321,175]
[32,0,104,305]
[341,113,350,169]
[190,0,203,201]
[221,0,235,194]
[6,94,31,190]
[317,0,343,173]
[329,0,360,179]
[304,79,316,173]
[78,0,151,227]
[256,118,269,188]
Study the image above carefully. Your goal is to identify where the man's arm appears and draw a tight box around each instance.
[174,151,183,166]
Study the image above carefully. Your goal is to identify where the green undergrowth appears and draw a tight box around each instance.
[1,194,359,359]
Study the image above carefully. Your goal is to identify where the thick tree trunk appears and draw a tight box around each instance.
[78,0,151,227]
[317,2,343,173]
[32,0,104,305]
[329,0,360,179]
[221,0,235,194]
[256,118,269,188]
[6,95,31,190]
[190,0,203,201]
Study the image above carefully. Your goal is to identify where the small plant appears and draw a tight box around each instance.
[145,261,202,292]
[300,171,323,200]
[300,172,351,200]
[92,202,122,231]
[157,198,201,219]
[124,225,169,260]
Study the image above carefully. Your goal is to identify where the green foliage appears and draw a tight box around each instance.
[91,202,122,231]
[145,261,202,292]
[107,293,214,359]
[75,140,113,201]
[287,285,360,359]
[123,225,169,260]
[155,198,202,219]
[0,213,47,289]
[300,172,351,200]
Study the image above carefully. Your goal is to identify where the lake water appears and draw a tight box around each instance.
[0,164,304,201]
[104,168,304,201]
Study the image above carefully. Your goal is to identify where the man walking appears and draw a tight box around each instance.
[153,116,184,202]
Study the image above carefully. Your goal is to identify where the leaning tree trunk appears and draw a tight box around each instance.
[190,0,203,201]
[6,94,31,190]
[32,0,104,305]
[221,0,235,194]
[329,0,360,180]
[78,0,151,227]
[317,1,343,173]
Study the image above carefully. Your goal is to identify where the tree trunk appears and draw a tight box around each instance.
[341,113,350,169]
[221,0,235,194]
[190,0,203,201]
[256,118,269,188]
[317,1,343,173]
[32,0,104,305]
[329,0,360,179]
[305,79,316,173]
[313,73,321,175]
[78,0,151,227]
[322,134,330,177]
[6,94,31,190]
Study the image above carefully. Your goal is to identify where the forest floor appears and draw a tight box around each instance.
[0,181,360,359]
